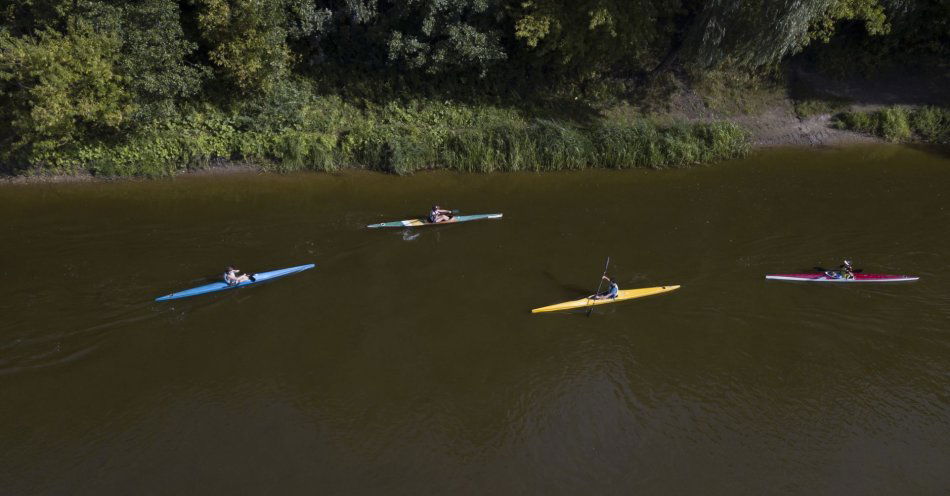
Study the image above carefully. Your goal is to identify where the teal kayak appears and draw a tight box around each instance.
[155,263,315,301]
[367,213,503,228]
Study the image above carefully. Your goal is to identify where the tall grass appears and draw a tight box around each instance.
[16,99,752,176]
[834,106,950,143]
[909,106,950,143]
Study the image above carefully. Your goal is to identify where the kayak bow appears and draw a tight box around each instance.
[367,213,502,228]
[155,263,315,301]
[765,273,918,283]
[532,285,680,313]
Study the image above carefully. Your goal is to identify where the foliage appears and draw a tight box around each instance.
[799,0,949,76]
[793,98,850,118]
[909,107,950,144]
[118,0,207,116]
[0,0,945,174]
[6,95,750,176]
[0,21,133,164]
[508,0,675,80]
[805,0,889,45]
[193,0,327,93]
[692,69,784,116]
[385,0,505,75]
[834,106,950,143]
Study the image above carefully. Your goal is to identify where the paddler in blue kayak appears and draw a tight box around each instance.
[591,276,620,300]
[223,266,255,286]
[428,205,454,223]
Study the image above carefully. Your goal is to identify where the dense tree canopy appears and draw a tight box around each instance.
[0,0,946,167]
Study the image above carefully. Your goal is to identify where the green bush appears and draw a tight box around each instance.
[835,106,949,143]
[878,107,912,142]
[909,106,950,144]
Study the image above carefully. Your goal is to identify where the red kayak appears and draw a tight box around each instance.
[766,273,919,283]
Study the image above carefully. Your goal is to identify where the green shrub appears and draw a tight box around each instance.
[835,106,948,143]
[877,107,912,142]
[910,106,950,143]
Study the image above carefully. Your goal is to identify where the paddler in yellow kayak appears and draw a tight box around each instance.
[590,275,619,300]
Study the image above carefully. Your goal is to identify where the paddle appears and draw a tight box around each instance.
[813,266,863,273]
[586,257,610,317]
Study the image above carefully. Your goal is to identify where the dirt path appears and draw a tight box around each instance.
[662,84,882,147]
[734,107,880,147]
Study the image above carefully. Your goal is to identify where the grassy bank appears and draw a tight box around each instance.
[8,99,750,177]
[833,106,950,143]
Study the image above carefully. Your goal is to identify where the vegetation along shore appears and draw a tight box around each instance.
[1,1,947,179]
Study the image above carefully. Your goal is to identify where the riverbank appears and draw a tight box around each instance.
[4,68,948,184]
[0,104,879,184]
[2,104,752,180]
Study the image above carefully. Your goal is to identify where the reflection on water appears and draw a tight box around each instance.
[0,145,948,494]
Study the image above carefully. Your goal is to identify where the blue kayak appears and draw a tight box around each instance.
[155,263,315,301]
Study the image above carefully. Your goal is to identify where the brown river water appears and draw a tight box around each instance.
[1,145,948,494]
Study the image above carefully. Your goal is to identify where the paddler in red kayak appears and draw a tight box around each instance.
[825,260,855,279]
[428,205,454,223]
[840,260,855,279]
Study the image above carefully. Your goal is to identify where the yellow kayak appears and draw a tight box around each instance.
[531,285,680,313]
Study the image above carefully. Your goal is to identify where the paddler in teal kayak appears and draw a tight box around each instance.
[428,205,454,223]
[224,266,255,286]
[591,276,620,300]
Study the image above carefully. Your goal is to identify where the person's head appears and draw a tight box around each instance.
[843,259,853,267]
[609,277,617,284]
[226,266,235,272]
[432,205,440,211]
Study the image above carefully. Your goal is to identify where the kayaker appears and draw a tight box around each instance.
[428,205,453,223]
[592,276,620,300]
[223,266,254,286]
[840,260,855,279]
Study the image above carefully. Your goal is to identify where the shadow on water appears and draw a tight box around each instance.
[542,270,594,296]
[905,143,950,160]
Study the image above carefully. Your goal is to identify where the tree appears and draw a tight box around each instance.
[118,0,207,121]
[509,0,679,80]
[384,0,506,75]
[192,0,328,94]
[0,21,133,161]
[672,0,890,71]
